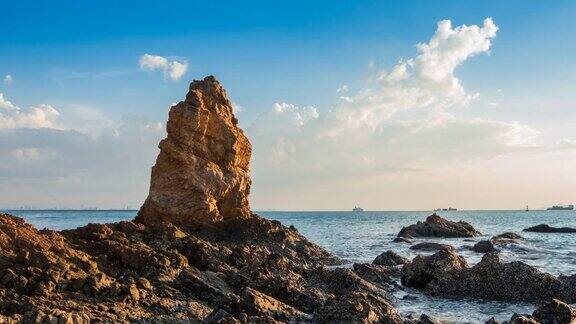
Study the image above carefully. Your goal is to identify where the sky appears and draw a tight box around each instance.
[1,1,575,210]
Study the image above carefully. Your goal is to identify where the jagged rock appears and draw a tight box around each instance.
[314,291,403,323]
[353,263,399,288]
[373,250,409,266]
[410,242,455,252]
[401,248,468,288]
[471,240,496,253]
[493,299,576,324]
[403,251,574,303]
[532,299,576,324]
[397,214,481,238]
[523,224,576,233]
[137,76,252,225]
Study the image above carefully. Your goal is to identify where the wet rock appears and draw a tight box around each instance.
[393,237,413,243]
[493,232,523,240]
[471,240,496,253]
[532,299,576,324]
[401,248,468,288]
[410,242,455,252]
[523,224,576,233]
[417,314,441,324]
[373,250,409,266]
[136,76,253,225]
[403,251,573,303]
[397,214,481,238]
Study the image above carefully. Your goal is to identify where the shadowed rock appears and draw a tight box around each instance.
[493,232,523,240]
[491,299,576,324]
[402,250,575,303]
[397,214,481,238]
[373,250,409,266]
[523,224,576,233]
[410,242,455,252]
[471,240,496,253]
[137,76,252,225]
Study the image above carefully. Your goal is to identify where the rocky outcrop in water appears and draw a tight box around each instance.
[402,250,575,303]
[137,76,252,225]
[489,299,576,324]
[523,224,576,233]
[373,250,409,266]
[471,240,496,253]
[397,214,481,238]
[410,242,455,252]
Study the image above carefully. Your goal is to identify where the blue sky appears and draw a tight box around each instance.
[1,1,576,209]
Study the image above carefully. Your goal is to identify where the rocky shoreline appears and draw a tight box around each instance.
[1,77,575,323]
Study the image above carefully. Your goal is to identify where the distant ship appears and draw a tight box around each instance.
[352,206,364,212]
[547,204,574,211]
[434,207,457,211]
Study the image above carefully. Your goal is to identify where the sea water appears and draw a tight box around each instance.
[5,209,576,323]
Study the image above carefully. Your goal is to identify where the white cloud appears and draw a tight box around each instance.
[336,85,349,93]
[139,54,188,81]
[246,18,558,210]
[0,94,60,130]
[330,18,498,132]
[3,75,13,85]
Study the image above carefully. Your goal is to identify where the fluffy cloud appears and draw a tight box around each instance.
[3,75,12,85]
[139,54,188,81]
[246,18,550,209]
[0,94,60,130]
[330,18,498,132]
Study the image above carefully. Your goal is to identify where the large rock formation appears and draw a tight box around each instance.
[397,214,481,238]
[402,250,575,303]
[137,76,252,225]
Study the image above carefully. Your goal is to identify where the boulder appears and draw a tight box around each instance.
[471,240,496,253]
[401,248,468,288]
[532,299,576,324]
[523,224,576,233]
[403,251,574,303]
[397,214,481,238]
[410,242,455,252]
[136,76,253,225]
[373,250,409,266]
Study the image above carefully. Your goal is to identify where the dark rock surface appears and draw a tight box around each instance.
[491,299,576,324]
[373,250,409,266]
[397,214,481,238]
[523,224,576,233]
[402,251,575,303]
[471,240,496,253]
[493,232,523,240]
[410,242,455,252]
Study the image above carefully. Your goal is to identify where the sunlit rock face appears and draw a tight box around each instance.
[137,76,252,225]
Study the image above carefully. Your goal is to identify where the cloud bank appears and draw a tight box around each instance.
[245,18,557,209]
[139,54,188,81]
